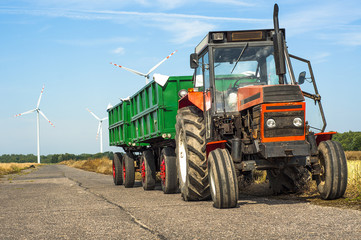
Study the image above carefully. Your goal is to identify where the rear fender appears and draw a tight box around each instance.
[178,91,211,111]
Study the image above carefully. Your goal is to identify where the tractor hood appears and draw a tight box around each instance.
[237,85,304,111]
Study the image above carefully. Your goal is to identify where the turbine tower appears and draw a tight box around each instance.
[110,50,177,84]
[14,85,55,163]
[86,108,108,153]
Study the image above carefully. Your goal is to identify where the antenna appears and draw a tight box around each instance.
[86,108,108,153]
[110,50,177,84]
[14,85,55,164]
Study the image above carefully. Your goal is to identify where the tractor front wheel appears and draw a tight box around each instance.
[316,140,347,200]
[208,148,238,208]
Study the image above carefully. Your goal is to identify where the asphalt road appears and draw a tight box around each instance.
[1,165,360,240]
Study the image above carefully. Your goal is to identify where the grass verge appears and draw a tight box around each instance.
[0,163,38,177]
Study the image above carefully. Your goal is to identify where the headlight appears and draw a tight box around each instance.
[293,117,303,127]
[266,119,276,128]
[178,89,188,98]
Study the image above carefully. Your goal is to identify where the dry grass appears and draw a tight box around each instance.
[346,160,361,200]
[345,151,361,160]
[0,163,38,176]
[60,157,113,175]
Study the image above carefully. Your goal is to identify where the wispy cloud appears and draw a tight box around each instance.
[158,19,216,44]
[55,37,133,47]
[311,52,331,64]
[113,47,125,55]
[0,6,269,44]
[281,1,361,47]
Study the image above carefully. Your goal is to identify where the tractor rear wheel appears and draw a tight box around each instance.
[208,148,238,208]
[316,140,348,200]
[123,153,135,188]
[176,106,210,201]
[113,152,123,185]
[141,150,156,190]
[160,147,178,194]
[267,166,310,195]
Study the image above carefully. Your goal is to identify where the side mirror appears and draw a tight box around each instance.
[298,71,306,85]
[190,53,199,69]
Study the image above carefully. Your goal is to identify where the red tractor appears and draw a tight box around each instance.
[175,4,347,208]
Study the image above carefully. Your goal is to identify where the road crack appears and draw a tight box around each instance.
[67,177,167,240]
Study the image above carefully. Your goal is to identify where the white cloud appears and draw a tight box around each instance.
[203,0,254,7]
[56,37,133,46]
[311,52,331,64]
[336,32,361,46]
[113,47,125,55]
[158,19,216,44]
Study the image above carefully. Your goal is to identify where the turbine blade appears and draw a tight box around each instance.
[37,85,45,108]
[39,110,55,127]
[86,108,100,121]
[110,62,147,77]
[146,50,177,75]
[101,117,108,121]
[96,122,101,140]
[14,109,36,117]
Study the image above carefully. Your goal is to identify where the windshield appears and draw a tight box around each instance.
[213,45,280,112]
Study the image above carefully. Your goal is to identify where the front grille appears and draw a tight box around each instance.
[264,111,304,138]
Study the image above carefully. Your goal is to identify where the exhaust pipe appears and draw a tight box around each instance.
[272,4,286,84]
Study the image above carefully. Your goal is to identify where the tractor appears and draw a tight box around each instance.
[175,4,347,208]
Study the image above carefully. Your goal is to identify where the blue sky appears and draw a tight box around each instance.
[1,0,360,155]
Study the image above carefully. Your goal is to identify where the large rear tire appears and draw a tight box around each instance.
[316,140,348,200]
[113,152,123,185]
[160,147,178,194]
[267,166,310,195]
[176,106,210,201]
[208,148,238,208]
[141,150,156,190]
[123,153,135,188]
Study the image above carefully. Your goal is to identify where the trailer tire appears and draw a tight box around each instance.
[208,148,238,208]
[267,166,310,195]
[176,106,210,201]
[141,150,156,190]
[160,147,178,194]
[113,152,123,185]
[316,140,348,200]
[123,153,135,188]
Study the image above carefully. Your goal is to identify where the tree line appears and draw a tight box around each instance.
[0,152,114,163]
[333,131,361,151]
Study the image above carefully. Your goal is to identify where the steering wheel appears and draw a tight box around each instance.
[232,75,261,89]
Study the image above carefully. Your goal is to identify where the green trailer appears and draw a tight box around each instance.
[108,76,193,192]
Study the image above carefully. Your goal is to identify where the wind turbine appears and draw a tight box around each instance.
[86,108,108,153]
[14,85,55,164]
[110,50,177,84]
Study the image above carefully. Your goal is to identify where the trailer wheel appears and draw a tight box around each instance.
[267,166,310,195]
[141,150,156,190]
[113,152,123,185]
[208,148,238,208]
[123,153,135,188]
[160,147,178,194]
[316,140,348,200]
[176,106,210,201]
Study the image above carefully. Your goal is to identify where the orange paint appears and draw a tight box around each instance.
[237,86,263,111]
